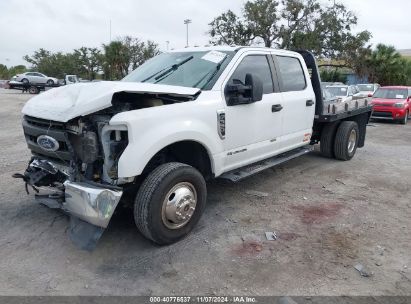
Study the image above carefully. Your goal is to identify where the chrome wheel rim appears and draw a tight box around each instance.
[348,129,357,154]
[161,182,197,229]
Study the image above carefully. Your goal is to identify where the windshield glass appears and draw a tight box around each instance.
[373,88,407,99]
[357,84,374,92]
[122,51,234,89]
[327,86,348,96]
[322,87,335,100]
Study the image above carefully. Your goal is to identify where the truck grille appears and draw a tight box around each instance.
[22,116,72,162]
[372,111,392,118]
[373,103,392,107]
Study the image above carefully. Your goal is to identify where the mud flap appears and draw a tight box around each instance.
[68,216,105,251]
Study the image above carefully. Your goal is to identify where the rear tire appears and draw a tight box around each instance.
[320,121,340,158]
[334,121,359,161]
[134,162,207,245]
[28,86,39,94]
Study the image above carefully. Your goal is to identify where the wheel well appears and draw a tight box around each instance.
[142,141,213,180]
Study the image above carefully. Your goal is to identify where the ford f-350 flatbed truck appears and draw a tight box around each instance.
[14,47,372,250]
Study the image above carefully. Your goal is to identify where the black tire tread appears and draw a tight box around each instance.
[134,162,199,243]
[400,111,408,125]
[334,121,359,161]
[320,121,340,158]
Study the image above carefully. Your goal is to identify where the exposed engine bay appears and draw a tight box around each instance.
[14,91,197,250]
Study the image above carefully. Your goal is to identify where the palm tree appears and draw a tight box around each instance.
[366,44,410,85]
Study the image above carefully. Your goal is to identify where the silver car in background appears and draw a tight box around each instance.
[327,85,362,103]
[357,83,380,97]
[12,72,59,85]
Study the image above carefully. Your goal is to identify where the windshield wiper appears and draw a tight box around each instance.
[195,55,228,89]
[141,55,194,83]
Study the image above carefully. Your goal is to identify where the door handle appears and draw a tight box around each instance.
[272,104,283,112]
[306,100,314,106]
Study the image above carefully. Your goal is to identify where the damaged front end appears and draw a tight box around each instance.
[14,114,127,250]
[16,84,200,250]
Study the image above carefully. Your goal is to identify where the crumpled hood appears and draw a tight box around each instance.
[22,81,201,122]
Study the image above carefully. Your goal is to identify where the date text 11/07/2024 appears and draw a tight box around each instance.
[149,296,257,303]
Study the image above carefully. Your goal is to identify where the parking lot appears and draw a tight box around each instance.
[0,88,410,296]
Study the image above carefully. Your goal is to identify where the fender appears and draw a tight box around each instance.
[109,94,225,178]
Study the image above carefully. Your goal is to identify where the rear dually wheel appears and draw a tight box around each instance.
[334,121,359,161]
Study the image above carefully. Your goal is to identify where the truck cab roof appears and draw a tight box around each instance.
[169,46,301,57]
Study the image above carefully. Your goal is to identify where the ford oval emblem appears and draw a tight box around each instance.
[37,135,60,152]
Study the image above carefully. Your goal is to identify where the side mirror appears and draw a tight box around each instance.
[225,73,263,106]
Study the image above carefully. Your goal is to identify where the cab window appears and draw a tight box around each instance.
[229,55,274,94]
[277,56,306,92]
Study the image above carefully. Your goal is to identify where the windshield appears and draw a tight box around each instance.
[322,87,335,100]
[373,88,407,99]
[327,86,348,96]
[122,51,234,89]
[357,84,374,92]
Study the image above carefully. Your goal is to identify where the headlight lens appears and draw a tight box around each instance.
[393,103,405,108]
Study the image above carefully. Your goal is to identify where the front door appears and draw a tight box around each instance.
[221,52,283,172]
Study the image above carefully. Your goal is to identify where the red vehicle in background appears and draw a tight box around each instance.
[371,86,411,124]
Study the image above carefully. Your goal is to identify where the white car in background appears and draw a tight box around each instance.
[357,83,380,97]
[12,72,59,85]
[327,85,362,102]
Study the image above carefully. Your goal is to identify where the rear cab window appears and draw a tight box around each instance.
[275,56,307,92]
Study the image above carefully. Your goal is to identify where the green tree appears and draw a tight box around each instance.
[365,44,411,85]
[102,37,160,80]
[8,65,27,78]
[208,0,371,59]
[74,47,102,80]
[0,64,8,79]
[102,41,130,80]
[320,69,347,83]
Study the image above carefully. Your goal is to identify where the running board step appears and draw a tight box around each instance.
[219,146,314,182]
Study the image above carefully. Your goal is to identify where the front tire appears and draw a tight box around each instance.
[46,79,54,85]
[21,78,29,84]
[334,121,359,161]
[134,162,207,245]
[400,111,408,125]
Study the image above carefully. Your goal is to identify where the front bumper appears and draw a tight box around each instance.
[17,159,123,250]
[63,181,122,228]
[372,107,406,120]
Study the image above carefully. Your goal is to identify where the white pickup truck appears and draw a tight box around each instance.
[15,47,372,250]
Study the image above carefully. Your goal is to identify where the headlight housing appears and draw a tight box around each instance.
[393,103,405,108]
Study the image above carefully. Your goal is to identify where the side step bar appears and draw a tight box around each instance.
[219,146,313,182]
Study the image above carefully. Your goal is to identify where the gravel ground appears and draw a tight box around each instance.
[0,88,410,296]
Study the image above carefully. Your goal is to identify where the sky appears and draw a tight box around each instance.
[0,0,410,67]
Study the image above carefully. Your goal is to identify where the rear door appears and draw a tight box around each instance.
[273,54,315,150]
[35,73,47,84]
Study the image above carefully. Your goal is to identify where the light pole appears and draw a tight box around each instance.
[166,40,170,51]
[184,19,192,47]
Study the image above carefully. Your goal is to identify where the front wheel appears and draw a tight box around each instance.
[334,121,359,161]
[21,78,29,84]
[46,79,54,85]
[400,111,408,125]
[134,162,207,245]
